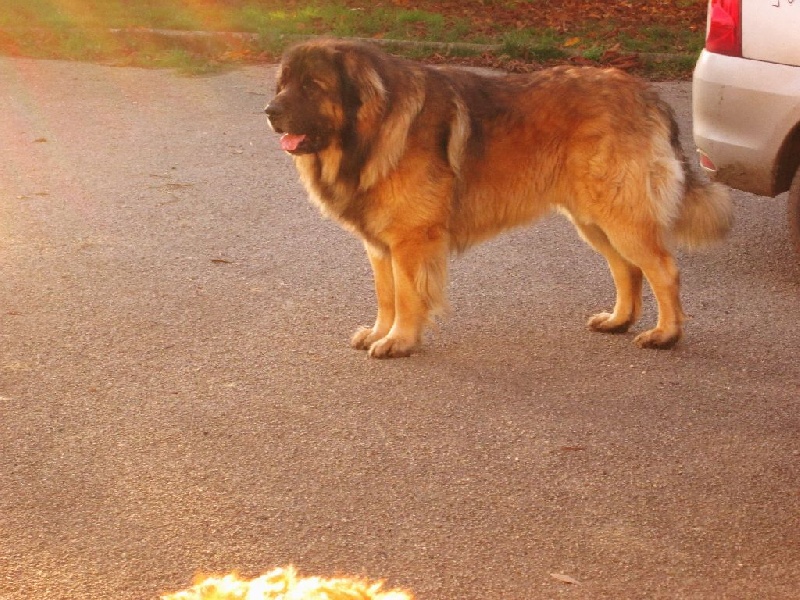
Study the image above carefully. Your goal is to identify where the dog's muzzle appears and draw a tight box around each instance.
[265,102,310,154]
[264,101,283,132]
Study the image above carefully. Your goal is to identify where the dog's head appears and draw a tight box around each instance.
[265,40,388,156]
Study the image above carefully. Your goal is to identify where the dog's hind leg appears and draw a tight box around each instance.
[351,242,396,351]
[631,253,684,349]
[602,224,685,349]
[574,222,644,334]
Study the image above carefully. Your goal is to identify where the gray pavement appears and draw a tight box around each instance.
[0,57,798,599]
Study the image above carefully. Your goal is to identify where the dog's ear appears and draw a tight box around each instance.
[336,47,388,136]
[333,44,427,191]
[339,49,386,107]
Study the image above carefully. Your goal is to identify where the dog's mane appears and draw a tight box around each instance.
[287,40,478,234]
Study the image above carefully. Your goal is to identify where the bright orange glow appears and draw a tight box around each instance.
[169,0,243,31]
[161,566,414,600]
[0,0,259,64]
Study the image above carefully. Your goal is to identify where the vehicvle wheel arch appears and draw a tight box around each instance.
[775,121,800,195]
[789,166,800,254]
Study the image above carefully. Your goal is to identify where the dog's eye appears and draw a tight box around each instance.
[302,78,328,94]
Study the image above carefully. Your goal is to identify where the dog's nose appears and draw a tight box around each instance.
[264,102,281,119]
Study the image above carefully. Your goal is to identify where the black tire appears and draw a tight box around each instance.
[790,167,800,254]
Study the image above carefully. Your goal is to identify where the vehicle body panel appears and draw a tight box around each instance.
[693,50,800,196]
[742,0,800,66]
[693,0,800,197]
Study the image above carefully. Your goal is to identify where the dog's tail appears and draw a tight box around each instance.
[655,102,733,249]
[671,170,733,249]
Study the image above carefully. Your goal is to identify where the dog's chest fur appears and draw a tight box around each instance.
[293,149,384,246]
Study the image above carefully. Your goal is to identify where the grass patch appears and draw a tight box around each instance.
[580,46,606,63]
[247,6,474,44]
[500,29,568,62]
[0,0,703,78]
[618,26,704,54]
[639,53,701,79]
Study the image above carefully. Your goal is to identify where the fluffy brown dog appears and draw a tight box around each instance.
[161,567,412,599]
[265,39,732,358]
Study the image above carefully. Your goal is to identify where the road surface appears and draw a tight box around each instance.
[0,57,798,599]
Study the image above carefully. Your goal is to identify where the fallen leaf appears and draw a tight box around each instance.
[550,573,580,585]
[563,37,581,47]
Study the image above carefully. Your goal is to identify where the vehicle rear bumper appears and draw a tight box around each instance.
[692,50,800,197]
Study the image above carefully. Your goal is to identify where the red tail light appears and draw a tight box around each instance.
[705,0,742,57]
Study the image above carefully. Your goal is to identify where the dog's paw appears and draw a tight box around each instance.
[367,336,416,359]
[350,326,383,350]
[634,328,681,349]
[587,312,633,334]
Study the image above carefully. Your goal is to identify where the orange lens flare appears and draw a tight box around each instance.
[161,566,414,600]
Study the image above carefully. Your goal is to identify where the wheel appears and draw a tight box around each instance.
[789,167,800,254]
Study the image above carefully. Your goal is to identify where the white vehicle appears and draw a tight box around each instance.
[692,0,800,252]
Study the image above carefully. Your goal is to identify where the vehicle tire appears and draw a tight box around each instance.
[790,167,800,254]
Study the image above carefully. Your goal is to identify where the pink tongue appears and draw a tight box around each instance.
[280,133,306,152]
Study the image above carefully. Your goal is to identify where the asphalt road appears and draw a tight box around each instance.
[0,57,798,600]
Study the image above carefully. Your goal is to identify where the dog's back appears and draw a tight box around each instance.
[424,65,732,253]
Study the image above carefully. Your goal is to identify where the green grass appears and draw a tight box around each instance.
[500,29,569,62]
[639,53,700,79]
[0,0,195,30]
[0,0,703,78]
[243,5,474,44]
[617,26,704,55]
[580,46,606,63]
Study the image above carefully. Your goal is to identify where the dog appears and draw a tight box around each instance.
[265,39,732,358]
[161,566,413,599]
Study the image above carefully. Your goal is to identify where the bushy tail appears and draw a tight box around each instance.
[653,97,733,250]
[672,170,733,249]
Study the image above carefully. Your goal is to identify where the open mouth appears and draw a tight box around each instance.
[280,133,308,154]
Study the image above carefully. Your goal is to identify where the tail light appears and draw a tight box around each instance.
[697,150,717,174]
[705,0,742,57]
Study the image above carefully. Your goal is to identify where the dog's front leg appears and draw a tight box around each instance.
[351,242,396,351]
[367,231,448,359]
